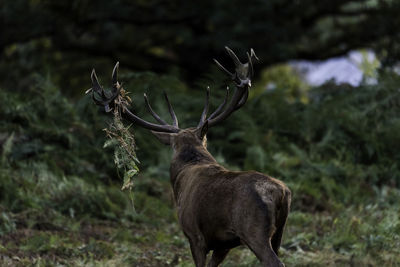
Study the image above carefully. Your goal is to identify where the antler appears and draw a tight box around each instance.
[88,62,122,113]
[88,62,180,133]
[88,47,256,133]
[197,47,258,128]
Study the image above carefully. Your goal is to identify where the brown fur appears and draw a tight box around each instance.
[153,127,291,267]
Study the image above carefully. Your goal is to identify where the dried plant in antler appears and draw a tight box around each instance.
[102,112,139,191]
[87,62,138,191]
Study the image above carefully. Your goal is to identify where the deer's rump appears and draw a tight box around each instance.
[176,166,289,249]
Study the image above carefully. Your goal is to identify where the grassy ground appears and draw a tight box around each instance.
[1,172,399,267]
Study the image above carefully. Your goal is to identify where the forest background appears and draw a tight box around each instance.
[1,0,400,266]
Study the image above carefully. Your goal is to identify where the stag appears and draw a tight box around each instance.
[89,47,291,267]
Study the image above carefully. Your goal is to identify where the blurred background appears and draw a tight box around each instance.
[1,0,400,266]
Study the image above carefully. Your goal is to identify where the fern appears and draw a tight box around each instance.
[103,110,139,191]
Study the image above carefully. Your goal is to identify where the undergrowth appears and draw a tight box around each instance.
[0,71,400,266]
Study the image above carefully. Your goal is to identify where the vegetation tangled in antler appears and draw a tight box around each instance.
[103,111,139,191]
[87,63,139,191]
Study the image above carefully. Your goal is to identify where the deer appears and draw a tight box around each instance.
[88,47,291,267]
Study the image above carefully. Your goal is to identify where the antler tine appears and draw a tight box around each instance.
[144,93,168,125]
[225,46,243,67]
[122,107,180,133]
[234,87,249,111]
[213,59,234,78]
[111,62,119,87]
[247,52,254,78]
[91,69,102,94]
[250,48,259,61]
[109,62,123,103]
[163,91,179,128]
[208,87,229,120]
[246,49,259,78]
[90,69,100,104]
[90,69,109,110]
[207,87,245,127]
[213,46,244,79]
[198,86,210,127]
[120,90,180,132]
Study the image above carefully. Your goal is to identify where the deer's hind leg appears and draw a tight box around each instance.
[241,233,284,267]
[239,204,284,266]
[187,239,207,267]
[184,230,208,267]
[207,248,230,267]
[271,189,291,255]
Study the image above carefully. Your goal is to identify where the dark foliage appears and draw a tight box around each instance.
[1,0,400,94]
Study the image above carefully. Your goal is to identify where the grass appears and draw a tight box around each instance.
[1,172,399,266]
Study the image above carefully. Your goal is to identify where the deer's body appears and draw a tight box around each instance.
[89,47,291,266]
[167,129,291,267]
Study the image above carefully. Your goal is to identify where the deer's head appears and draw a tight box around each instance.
[88,47,258,151]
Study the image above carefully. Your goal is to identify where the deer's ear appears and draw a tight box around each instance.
[151,131,173,145]
[197,120,208,140]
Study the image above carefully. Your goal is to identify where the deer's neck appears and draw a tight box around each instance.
[171,145,216,172]
[169,144,217,195]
